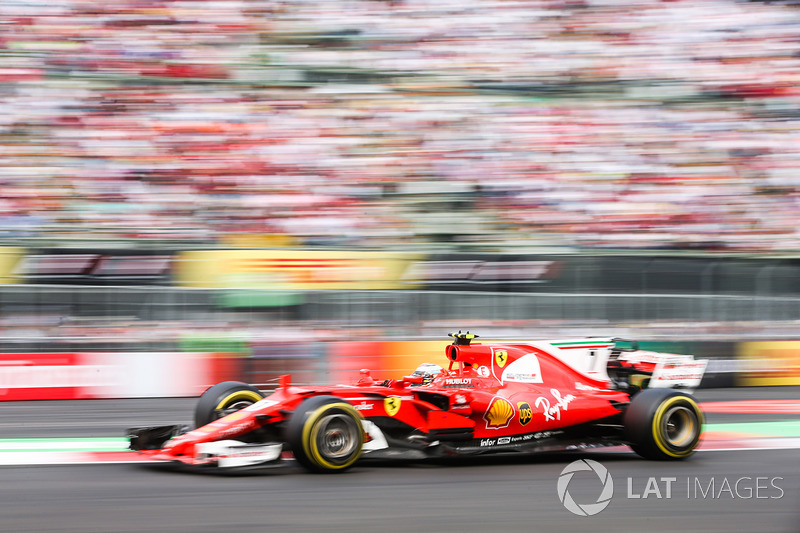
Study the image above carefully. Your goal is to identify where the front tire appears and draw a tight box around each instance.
[286,396,364,473]
[624,388,703,460]
[194,381,265,428]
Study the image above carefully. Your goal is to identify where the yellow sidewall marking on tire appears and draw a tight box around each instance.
[215,390,264,411]
[651,396,704,458]
[302,402,363,470]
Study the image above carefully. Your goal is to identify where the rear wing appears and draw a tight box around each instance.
[615,350,708,390]
[536,338,708,391]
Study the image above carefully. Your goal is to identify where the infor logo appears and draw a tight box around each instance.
[557,459,614,516]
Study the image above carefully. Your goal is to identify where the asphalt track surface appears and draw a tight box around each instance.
[1,388,799,533]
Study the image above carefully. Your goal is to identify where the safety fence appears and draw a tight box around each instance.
[2,286,800,328]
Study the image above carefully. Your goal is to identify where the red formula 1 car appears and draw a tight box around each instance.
[128,333,708,472]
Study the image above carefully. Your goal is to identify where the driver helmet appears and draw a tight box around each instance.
[409,363,443,386]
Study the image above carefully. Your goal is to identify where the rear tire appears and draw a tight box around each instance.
[194,381,264,428]
[286,396,364,473]
[624,388,703,460]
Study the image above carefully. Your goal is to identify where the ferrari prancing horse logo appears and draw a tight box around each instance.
[384,396,401,417]
[494,349,508,368]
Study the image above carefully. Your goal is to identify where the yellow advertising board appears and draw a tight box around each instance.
[382,340,446,379]
[327,340,447,384]
[176,250,421,290]
[738,341,800,386]
[0,247,24,284]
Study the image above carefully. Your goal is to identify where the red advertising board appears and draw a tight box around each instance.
[0,353,94,401]
[0,352,243,401]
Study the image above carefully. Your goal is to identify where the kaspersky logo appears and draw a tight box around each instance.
[557,459,614,516]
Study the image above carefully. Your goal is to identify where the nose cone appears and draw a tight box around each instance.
[155,436,196,463]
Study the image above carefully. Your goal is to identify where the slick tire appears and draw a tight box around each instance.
[286,396,364,473]
[194,381,265,428]
[624,388,703,460]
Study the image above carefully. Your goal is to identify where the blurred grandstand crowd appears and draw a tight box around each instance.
[2,0,800,251]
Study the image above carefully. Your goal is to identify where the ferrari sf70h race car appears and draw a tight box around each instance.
[128,333,708,472]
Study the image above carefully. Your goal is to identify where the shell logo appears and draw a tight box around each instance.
[484,397,514,429]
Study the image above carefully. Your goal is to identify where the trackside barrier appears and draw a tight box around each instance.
[0,352,241,401]
[324,339,745,389]
[1,340,796,400]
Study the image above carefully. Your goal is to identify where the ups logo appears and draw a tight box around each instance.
[517,401,532,426]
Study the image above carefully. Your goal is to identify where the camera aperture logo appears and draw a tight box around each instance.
[557,459,614,516]
[556,459,785,516]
